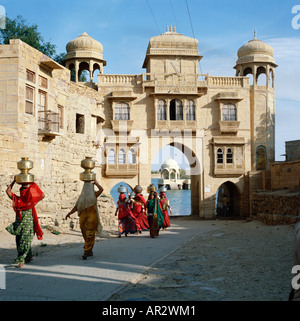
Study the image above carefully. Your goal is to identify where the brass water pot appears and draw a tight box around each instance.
[79,157,96,181]
[147,184,156,193]
[133,185,143,194]
[15,157,34,184]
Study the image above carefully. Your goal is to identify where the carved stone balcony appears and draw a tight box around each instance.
[105,163,138,177]
[218,121,240,134]
[111,120,134,133]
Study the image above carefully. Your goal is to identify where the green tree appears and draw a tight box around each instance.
[0,15,61,60]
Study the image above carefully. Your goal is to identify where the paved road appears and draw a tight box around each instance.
[0,218,219,301]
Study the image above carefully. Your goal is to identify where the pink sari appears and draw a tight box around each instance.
[159,194,171,228]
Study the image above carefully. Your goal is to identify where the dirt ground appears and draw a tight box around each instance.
[109,217,296,301]
[0,217,296,301]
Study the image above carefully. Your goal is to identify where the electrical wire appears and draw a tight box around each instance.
[185,0,203,74]
[146,0,161,35]
[169,0,180,34]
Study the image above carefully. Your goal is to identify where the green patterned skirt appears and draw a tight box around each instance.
[6,209,35,264]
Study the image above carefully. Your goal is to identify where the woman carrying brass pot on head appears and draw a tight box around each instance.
[66,179,103,259]
[6,158,45,268]
[65,157,103,260]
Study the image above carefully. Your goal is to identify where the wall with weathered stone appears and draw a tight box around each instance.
[0,40,117,233]
[251,190,300,225]
[270,160,300,190]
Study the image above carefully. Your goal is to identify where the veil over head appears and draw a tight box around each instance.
[76,182,102,234]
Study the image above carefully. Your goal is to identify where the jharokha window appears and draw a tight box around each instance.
[222,103,237,121]
[115,102,130,120]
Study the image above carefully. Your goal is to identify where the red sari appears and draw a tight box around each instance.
[117,194,141,235]
[132,194,149,230]
[159,193,171,229]
[11,183,44,240]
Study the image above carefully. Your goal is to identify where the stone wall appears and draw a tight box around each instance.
[270,160,300,190]
[251,190,300,225]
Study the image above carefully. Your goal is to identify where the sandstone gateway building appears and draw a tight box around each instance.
[0,27,277,226]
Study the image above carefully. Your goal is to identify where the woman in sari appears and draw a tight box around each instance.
[159,192,172,231]
[6,178,45,268]
[131,193,149,232]
[66,179,103,259]
[115,193,141,237]
[146,191,164,238]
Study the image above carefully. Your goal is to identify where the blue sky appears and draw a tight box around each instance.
[1,0,300,168]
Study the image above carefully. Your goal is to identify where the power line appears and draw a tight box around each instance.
[185,0,195,40]
[185,0,203,74]
[146,0,161,35]
[169,0,180,33]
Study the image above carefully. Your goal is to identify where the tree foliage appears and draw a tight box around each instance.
[0,15,63,62]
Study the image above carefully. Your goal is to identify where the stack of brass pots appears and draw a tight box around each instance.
[15,157,34,184]
[147,183,156,193]
[79,157,96,181]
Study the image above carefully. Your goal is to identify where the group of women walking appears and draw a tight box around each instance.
[115,186,172,238]
[5,176,172,268]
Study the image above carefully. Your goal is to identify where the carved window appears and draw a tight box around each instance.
[25,85,34,115]
[39,75,48,89]
[157,99,167,120]
[170,99,183,120]
[118,148,126,164]
[108,149,116,164]
[186,100,195,121]
[115,102,130,120]
[226,148,233,164]
[222,103,237,121]
[217,148,224,164]
[26,69,35,83]
[128,148,136,164]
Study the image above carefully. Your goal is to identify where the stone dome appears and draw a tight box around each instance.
[160,157,180,171]
[65,32,104,61]
[143,26,201,68]
[236,31,275,65]
[148,26,198,51]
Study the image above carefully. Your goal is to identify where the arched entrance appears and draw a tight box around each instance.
[216,181,240,217]
[151,142,201,216]
[110,181,133,206]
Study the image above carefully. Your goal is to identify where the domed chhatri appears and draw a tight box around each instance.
[64,32,106,83]
[236,30,275,65]
[66,32,104,60]
[161,156,180,171]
